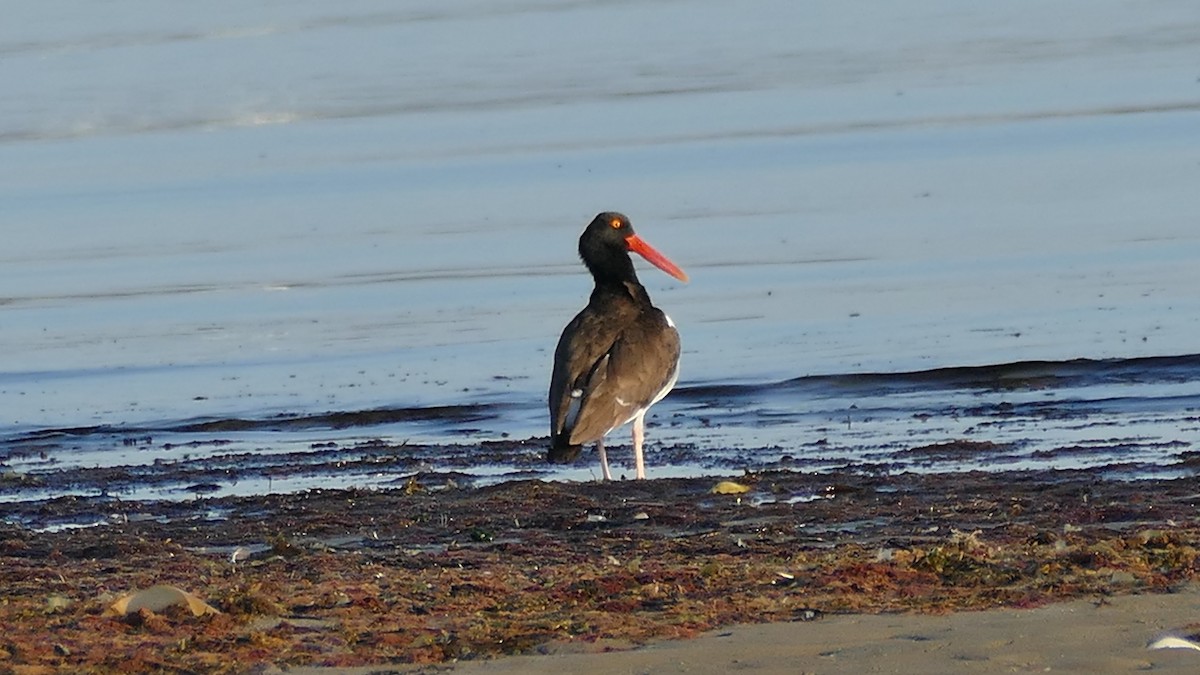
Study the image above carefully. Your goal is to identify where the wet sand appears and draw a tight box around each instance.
[5,467,1199,673]
[5,357,1199,675]
[292,587,1200,674]
[6,353,1200,505]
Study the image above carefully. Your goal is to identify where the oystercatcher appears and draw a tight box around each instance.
[548,212,688,479]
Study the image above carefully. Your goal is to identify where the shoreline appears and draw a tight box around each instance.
[3,468,1199,672]
[293,585,1200,674]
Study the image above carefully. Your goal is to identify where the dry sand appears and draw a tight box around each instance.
[286,585,1200,675]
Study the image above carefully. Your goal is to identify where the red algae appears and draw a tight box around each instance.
[2,469,1199,673]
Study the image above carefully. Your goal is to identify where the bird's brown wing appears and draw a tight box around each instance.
[549,300,633,444]
[566,309,680,446]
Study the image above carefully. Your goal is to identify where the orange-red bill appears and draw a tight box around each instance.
[625,233,689,282]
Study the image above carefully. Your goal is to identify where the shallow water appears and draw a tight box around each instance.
[4,354,1199,504]
[3,1,1200,503]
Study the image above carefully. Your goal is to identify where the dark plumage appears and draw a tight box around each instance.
[548,212,688,479]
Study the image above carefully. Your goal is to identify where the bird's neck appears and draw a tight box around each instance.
[583,251,640,285]
[590,276,651,307]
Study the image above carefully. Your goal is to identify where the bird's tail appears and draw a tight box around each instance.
[547,437,582,464]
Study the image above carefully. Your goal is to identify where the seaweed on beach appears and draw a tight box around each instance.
[2,468,1199,673]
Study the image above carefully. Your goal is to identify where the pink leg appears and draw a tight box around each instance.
[597,437,613,481]
[632,412,646,480]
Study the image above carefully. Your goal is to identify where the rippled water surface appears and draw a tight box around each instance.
[3,1,1200,502]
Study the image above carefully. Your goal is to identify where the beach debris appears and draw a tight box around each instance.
[267,534,303,558]
[217,584,284,617]
[6,470,1200,670]
[0,469,43,487]
[773,571,797,586]
[1107,569,1137,585]
[11,665,56,675]
[403,475,425,495]
[785,489,835,504]
[1131,529,1179,548]
[109,585,220,617]
[793,607,824,621]
[1147,634,1200,651]
[45,594,72,613]
[711,480,750,495]
[947,528,986,551]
